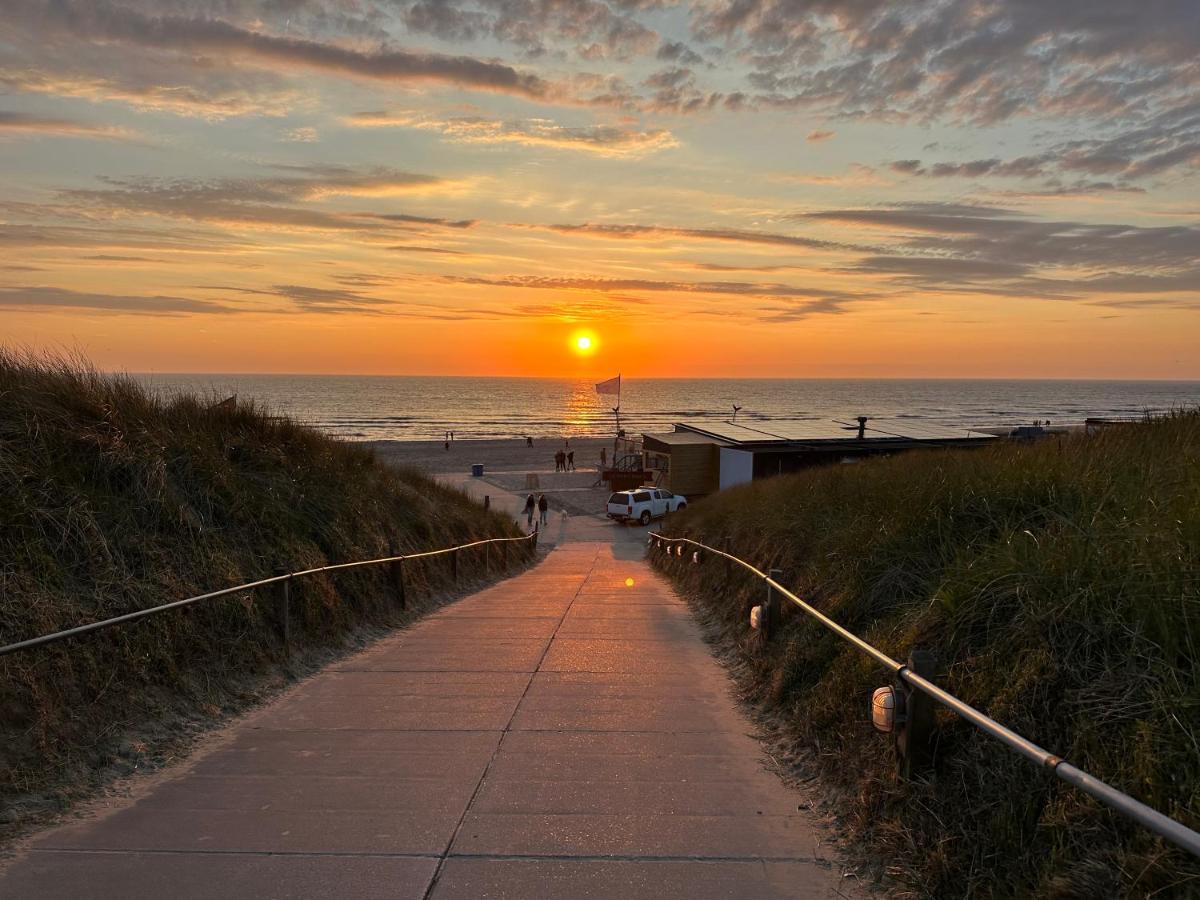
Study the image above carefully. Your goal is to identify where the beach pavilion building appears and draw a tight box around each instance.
[640,419,995,497]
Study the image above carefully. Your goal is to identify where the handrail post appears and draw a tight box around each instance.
[764,569,783,641]
[897,649,937,778]
[532,523,539,553]
[452,547,459,584]
[274,568,291,659]
[502,539,508,569]
[485,541,490,575]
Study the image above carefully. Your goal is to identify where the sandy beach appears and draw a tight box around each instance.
[364,436,620,519]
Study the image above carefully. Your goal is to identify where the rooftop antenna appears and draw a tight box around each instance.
[731,404,742,424]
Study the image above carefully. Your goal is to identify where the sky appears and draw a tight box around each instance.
[1,0,1198,378]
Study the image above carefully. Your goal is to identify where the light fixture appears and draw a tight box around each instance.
[871,685,906,734]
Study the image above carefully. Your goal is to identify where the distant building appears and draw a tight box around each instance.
[642,419,995,496]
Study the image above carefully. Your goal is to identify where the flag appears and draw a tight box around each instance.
[595,374,621,396]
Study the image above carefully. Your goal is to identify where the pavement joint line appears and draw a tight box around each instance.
[244,727,505,734]
[440,852,829,864]
[422,545,603,900]
[330,669,550,674]
[28,847,443,860]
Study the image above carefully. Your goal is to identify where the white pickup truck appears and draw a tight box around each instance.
[606,488,687,525]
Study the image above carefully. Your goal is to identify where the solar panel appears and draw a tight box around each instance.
[676,418,988,444]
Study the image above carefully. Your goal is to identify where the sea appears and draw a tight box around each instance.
[132,375,1200,442]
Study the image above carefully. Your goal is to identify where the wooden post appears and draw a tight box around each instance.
[501,539,508,569]
[274,569,291,659]
[485,541,490,575]
[452,547,459,584]
[896,649,937,778]
[764,568,783,640]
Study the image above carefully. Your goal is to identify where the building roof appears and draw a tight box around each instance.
[643,430,729,449]
[670,418,993,446]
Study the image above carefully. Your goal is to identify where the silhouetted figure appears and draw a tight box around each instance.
[567,450,575,471]
[600,447,607,468]
[524,493,535,527]
[537,494,548,525]
[526,435,533,447]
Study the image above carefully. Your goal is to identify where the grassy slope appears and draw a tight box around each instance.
[654,414,1199,898]
[0,351,525,837]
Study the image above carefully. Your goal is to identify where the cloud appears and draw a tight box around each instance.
[774,163,886,186]
[18,0,553,101]
[60,168,466,234]
[358,212,477,229]
[0,221,246,253]
[0,285,239,315]
[403,0,661,62]
[345,110,678,156]
[386,245,467,255]
[806,129,834,142]
[280,126,318,143]
[0,68,299,119]
[801,202,1200,305]
[446,273,860,298]
[692,0,1200,182]
[439,273,871,320]
[203,283,395,314]
[0,110,137,140]
[657,41,704,66]
[540,222,849,251]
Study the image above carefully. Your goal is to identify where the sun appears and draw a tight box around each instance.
[570,331,597,355]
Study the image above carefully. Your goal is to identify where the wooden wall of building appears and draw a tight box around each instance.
[664,443,720,496]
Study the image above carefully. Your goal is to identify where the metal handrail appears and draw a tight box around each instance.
[0,532,537,659]
[648,532,1200,859]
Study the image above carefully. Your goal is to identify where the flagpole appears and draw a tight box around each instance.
[615,374,621,434]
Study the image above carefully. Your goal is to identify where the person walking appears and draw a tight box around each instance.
[600,447,607,468]
[537,493,548,526]
[524,493,535,528]
[567,450,575,471]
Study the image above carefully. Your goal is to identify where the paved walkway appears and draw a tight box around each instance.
[0,544,851,899]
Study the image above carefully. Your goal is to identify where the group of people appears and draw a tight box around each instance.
[554,449,575,471]
[524,493,549,527]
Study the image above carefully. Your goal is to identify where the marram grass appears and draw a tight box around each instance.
[0,349,521,837]
[656,412,1200,899]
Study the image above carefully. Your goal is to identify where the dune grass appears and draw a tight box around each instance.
[654,413,1200,898]
[0,349,525,838]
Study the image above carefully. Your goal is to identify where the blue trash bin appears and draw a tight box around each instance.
[471,463,484,477]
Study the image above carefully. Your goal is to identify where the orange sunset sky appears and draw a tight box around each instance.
[2,1,1198,378]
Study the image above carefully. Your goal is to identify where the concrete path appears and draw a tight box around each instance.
[0,544,852,899]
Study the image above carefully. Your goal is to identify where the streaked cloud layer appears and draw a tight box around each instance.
[1,0,1197,376]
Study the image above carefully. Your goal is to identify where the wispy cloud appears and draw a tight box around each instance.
[345,110,678,156]
[0,285,240,315]
[539,222,849,251]
[59,167,467,234]
[0,110,138,141]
